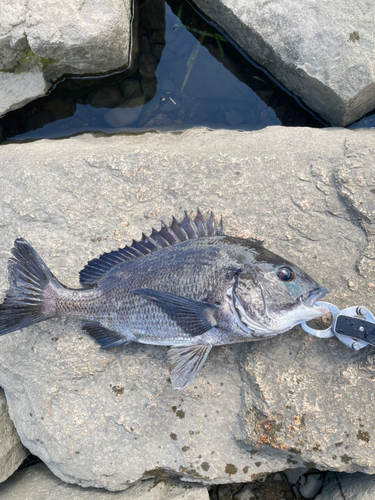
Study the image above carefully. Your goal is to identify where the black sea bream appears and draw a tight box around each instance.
[0,211,328,389]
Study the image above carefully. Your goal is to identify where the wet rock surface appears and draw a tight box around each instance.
[0,389,29,483]
[191,0,375,126]
[0,128,374,490]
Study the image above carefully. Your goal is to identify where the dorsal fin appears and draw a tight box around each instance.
[79,210,224,286]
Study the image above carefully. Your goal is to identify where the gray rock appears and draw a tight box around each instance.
[119,79,142,99]
[141,78,158,99]
[140,0,165,32]
[0,129,374,490]
[17,0,131,77]
[233,484,256,500]
[41,99,76,121]
[0,3,28,69]
[0,389,29,483]
[0,462,209,499]
[225,111,245,126]
[192,0,375,126]
[139,53,158,79]
[316,471,375,500]
[151,44,165,61]
[118,96,147,109]
[23,110,54,133]
[283,467,308,485]
[88,88,123,109]
[0,0,132,115]
[0,68,49,116]
[103,106,142,127]
[298,473,323,498]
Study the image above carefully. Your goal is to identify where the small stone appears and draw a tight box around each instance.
[150,30,165,44]
[88,87,122,108]
[138,98,160,124]
[255,90,273,105]
[139,53,158,79]
[118,79,142,99]
[140,0,165,31]
[151,44,165,61]
[217,484,241,500]
[283,492,295,500]
[299,474,306,486]
[274,105,288,121]
[233,484,256,500]
[23,110,53,133]
[141,78,157,99]
[259,109,268,121]
[118,96,146,109]
[299,473,324,499]
[141,35,150,54]
[245,109,259,125]
[41,98,76,121]
[348,280,357,291]
[284,467,308,485]
[103,107,142,127]
[225,111,245,126]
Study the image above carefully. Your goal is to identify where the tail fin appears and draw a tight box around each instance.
[0,238,59,336]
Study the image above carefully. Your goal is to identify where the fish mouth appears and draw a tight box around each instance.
[300,286,329,307]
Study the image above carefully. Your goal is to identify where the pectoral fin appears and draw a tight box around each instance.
[168,344,212,389]
[130,288,217,336]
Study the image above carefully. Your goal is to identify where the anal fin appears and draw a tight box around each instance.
[168,344,212,390]
[82,322,129,349]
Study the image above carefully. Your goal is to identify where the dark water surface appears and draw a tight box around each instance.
[1,0,371,142]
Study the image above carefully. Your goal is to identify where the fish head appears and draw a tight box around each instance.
[231,245,329,336]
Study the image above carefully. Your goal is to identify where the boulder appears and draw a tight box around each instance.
[0,128,374,490]
[316,471,375,500]
[0,0,132,115]
[0,68,49,116]
[0,462,209,500]
[191,0,375,126]
[0,388,29,483]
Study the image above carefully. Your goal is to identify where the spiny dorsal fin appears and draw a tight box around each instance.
[79,210,224,286]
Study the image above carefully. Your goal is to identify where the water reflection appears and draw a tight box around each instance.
[0,0,325,142]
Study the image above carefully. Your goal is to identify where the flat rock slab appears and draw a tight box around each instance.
[0,0,131,115]
[0,463,209,500]
[192,0,375,126]
[0,389,29,483]
[0,128,374,490]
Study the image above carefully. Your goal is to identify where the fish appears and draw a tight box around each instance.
[0,210,329,389]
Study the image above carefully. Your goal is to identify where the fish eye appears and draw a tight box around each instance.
[277,267,294,282]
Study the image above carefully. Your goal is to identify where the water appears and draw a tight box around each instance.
[3,0,365,143]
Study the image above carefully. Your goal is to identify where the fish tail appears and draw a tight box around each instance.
[0,238,62,336]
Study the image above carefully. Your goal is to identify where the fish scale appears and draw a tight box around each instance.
[0,211,329,389]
